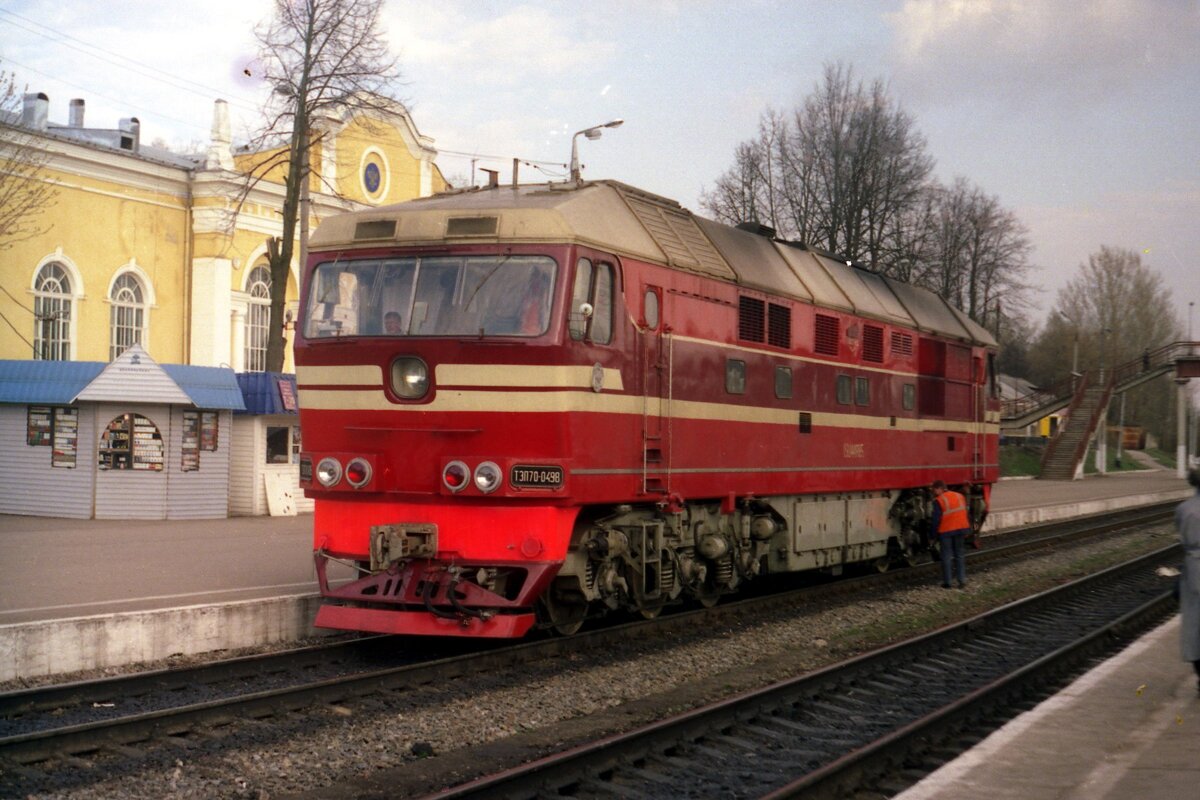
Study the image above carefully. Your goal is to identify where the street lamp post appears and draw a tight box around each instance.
[569,119,624,182]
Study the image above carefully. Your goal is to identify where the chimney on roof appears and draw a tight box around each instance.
[119,117,140,153]
[21,92,49,130]
[205,99,234,170]
[69,98,85,127]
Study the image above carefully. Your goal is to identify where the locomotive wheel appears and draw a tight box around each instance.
[873,556,891,573]
[694,587,721,608]
[538,593,587,636]
[638,603,665,620]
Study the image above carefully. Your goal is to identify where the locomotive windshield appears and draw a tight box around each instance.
[304,255,556,338]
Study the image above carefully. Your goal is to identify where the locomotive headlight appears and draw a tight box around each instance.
[316,457,343,487]
[390,357,429,399]
[443,460,469,493]
[345,458,372,488]
[474,461,503,494]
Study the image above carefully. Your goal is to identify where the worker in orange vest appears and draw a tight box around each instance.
[931,479,970,589]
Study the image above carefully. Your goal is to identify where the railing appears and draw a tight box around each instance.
[1040,374,1114,478]
[1001,339,1199,424]
[1037,371,1095,475]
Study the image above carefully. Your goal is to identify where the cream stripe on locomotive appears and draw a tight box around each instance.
[437,364,625,391]
[298,364,383,385]
[297,386,996,436]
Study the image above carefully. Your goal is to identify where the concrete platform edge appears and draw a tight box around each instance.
[0,594,327,683]
[982,489,1190,532]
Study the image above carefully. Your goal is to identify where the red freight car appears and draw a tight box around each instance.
[296,180,999,638]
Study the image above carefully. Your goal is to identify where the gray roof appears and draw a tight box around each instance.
[310,180,997,347]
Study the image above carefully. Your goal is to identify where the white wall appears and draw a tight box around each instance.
[229,415,312,516]
[93,403,169,520]
[0,405,96,518]
[166,407,231,519]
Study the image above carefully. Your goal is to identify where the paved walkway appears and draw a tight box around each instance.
[0,513,327,626]
[896,616,1200,800]
[989,467,1185,511]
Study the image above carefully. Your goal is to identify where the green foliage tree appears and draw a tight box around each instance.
[1029,246,1181,446]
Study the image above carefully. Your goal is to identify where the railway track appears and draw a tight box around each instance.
[0,503,1176,790]
[421,543,1181,800]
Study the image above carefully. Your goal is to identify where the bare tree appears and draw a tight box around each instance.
[242,0,402,372]
[702,66,1033,335]
[923,178,1032,328]
[0,67,58,251]
[703,63,933,265]
[789,63,934,263]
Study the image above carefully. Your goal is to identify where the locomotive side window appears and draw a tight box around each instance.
[725,359,746,394]
[569,258,613,344]
[836,374,852,405]
[855,376,870,406]
[643,288,660,330]
[774,366,793,399]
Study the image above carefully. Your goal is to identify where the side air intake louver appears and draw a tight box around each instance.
[814,313,839,356]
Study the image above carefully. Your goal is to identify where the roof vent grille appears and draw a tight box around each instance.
[354,220,396,240]
[446,216,499,237]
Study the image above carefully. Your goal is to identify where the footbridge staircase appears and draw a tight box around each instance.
[1000,341,1200,480]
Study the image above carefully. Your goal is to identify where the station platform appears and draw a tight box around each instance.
[0,468,1192,682]
[896,616,1200,800]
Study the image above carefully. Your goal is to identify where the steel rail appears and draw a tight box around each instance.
[418,544,1181,800]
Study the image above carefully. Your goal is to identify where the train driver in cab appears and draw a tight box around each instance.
[383,310,404,335]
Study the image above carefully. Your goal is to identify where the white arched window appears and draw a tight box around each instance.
[245,265,272,372]
[33,262,73,360]
[109,272,146,360]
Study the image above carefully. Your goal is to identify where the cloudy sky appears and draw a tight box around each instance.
[3,0,1198,331]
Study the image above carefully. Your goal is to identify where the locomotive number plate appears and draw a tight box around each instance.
[510,464,564,489]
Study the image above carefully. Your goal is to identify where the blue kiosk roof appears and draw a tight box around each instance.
[0,358,245,410]
[235,372,299,415]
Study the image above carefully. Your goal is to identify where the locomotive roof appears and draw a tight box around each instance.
[308,180,995,347]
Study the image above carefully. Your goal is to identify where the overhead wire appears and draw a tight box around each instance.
[0,9,569,177]
[0,8,262,115]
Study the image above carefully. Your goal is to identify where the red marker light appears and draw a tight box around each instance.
[345,458,372,488]
[443,460,469,492]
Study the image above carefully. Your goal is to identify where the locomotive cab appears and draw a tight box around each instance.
[298,235,635,636]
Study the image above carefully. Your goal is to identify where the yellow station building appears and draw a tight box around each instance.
[1,92,446,371]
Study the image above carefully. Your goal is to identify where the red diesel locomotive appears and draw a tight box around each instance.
[297,180,999,638]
